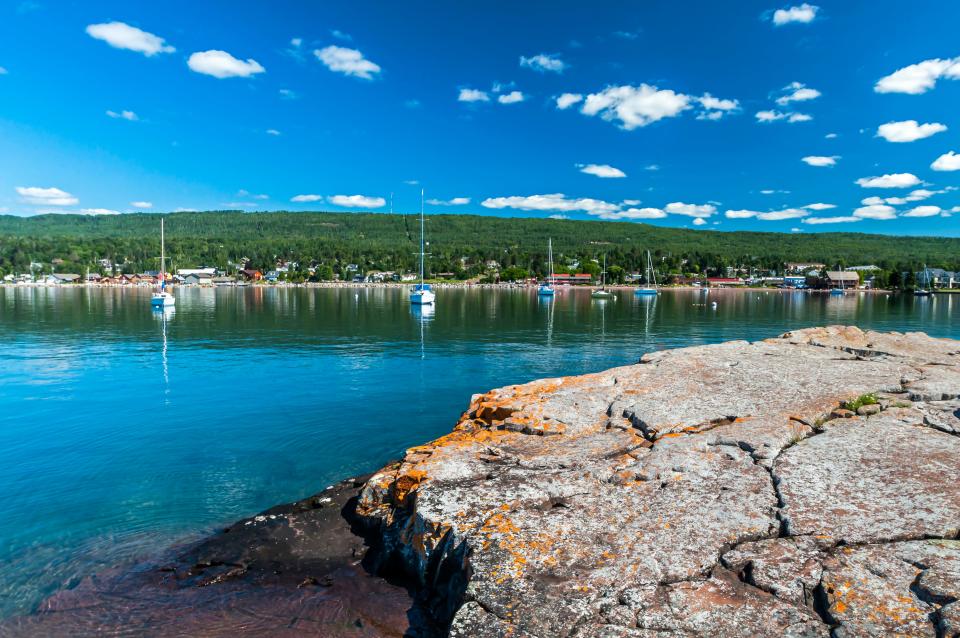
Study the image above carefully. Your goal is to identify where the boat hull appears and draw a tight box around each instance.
[410,290,436,305]
[151,296,175,308]
[537,286,555,296]
[634,288,657,296]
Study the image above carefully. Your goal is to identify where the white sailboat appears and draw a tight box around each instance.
[635,250,658,296]
[410,189,435,305]
[538,238,556,296]
[150,219,175,309]
[591,254,615,299]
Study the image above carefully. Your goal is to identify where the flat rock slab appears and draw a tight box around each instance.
[357,326,960,637]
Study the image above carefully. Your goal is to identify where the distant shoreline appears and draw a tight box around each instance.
[0,281,903,294]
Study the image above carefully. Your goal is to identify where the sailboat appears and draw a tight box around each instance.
[150,219,175,309]
[635,250,658,296]
[591,254,615,299]
[410,189,435,305]
[914,265,932,296]
[538,238,556,296]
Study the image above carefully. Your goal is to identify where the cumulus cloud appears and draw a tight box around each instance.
[426,197,470,206]
[724,208,810,221]
[482,193,620,216]
[578,163,626,178]
[664,202,717,218]
[315,46,381,80]
[902,205,941,218]
[106,109,138,121]
[131,201,152,208]
[16,186,78,206]
[876,120,947,143]
[556,93,583,110]
[86,22,175,56]
[855,173,921,189]
[875,57,960,94]
[756,110,812,123]
[771,3,819,25]
[931,151,960,171]
[692,218,708,226]
[775,82,821,105]
[560,85,739,129]
[79,208,121,215]
[291,194,323,202]
[802,216,862,224]
[498,90,525,104]
[519,53,566,73]
[596,208,667,221]
[801,155,838,167]
[458,88,490,103]
[862,189,942,206]
[697,94,741,120]
[804,203,836,210]
[825,132,838,139]
[329,194,385,208]
[863,207,900,220]
[188,50,265,78]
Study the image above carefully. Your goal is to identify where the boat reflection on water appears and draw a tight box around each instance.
[411,302,434,359]
[152,306,174,396]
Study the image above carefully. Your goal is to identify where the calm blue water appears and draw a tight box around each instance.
[0,285,955,617]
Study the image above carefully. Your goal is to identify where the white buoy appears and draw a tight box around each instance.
[711,301,718,308]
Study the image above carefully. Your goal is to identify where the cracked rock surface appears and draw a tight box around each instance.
[357,326,960,637]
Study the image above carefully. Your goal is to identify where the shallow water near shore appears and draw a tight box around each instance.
[0,285,955,618]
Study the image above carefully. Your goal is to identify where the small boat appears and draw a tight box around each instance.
[592,254,615,299]
[150,219,175,309]
[914,289,932,297]
[915,265,932,296]
[410,189,435,305]
[538,238,556,296]
[635,250,658,296]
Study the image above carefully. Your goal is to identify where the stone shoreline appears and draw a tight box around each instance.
[4,326,958,637]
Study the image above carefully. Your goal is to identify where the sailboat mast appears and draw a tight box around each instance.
[160,219,165,289]
[419,189,425,285]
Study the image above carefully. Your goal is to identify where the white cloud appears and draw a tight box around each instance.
[692,218,707,226]
[481,193,620,216]
[548,214,569,220]
[290,38,303,48]
[664,202,717,218]
[801,155,838,167]
[804,203,836,210]
[697,94,740,120]
[85,22,175,56]
[802,216,862,225]
[578,163,626,178]
[725,209,758,219]
[291,194,323,202]
[188,50,265,79]
[755,110,812,123]
[265,129,281,136]
[498,90,525,104]
[130,201,152,209]
[106,109,138,121]
[724,208,809,221]
[331,30,352,41]
[315,46,380,80]
[596,207,667,221]
[874,57,960,94]
[644,164,660,171]
[458,88,490,103]
[426,197,470,206]
[876,120,947,143]
[519,53,567,74]
[853,204,897,220]
[329,194,385,208]
[79,208,121,215]
[16,186,78,206]
[902,205,941,218]
[581,84,691,129]
[825,132,838,139]
[855,173,921,189]
[931,151,960,171]
[775,82,821,105]
[622,199,642,206]
[556,93,583,110]
[772,3,819,25]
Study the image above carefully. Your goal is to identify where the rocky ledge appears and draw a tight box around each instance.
[4,326,959,637]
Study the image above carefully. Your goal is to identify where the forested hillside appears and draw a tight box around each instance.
[1,211,956,282]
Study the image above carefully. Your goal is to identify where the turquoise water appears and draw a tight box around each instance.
[0,285,955,617]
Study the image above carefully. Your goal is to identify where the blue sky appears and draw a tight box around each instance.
[1,1,959,235]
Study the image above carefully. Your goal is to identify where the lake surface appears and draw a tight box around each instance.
[0,285,955,618]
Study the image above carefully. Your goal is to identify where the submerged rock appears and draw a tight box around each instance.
[5,326,958,637]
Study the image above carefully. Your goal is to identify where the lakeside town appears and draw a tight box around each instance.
[4,257,958,292]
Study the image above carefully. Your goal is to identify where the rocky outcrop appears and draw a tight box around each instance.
[6,326,958,637]
[356,326,960,637]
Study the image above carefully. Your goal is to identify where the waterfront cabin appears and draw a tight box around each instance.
[46,273,81,285]
[826,271,860,290]
[707,277,745,287]
[183,272,215,286]
[546,273,594,286]
[240,269,263,281]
